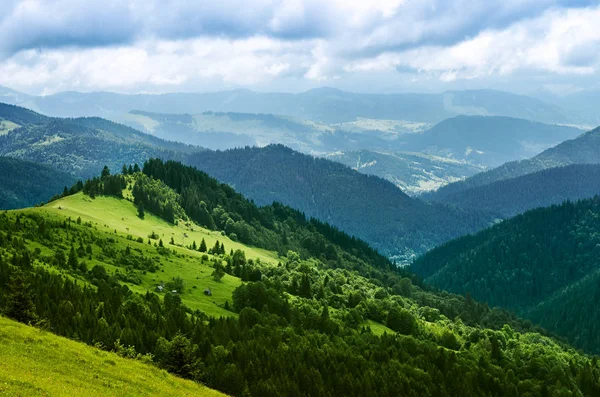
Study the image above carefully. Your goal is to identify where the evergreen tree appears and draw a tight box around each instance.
[4,270,37,324]
[128,164,134,175]
[212,262,226,282]
[68,246,78,270]
[122,164,128,175]
[199,238,207,253]
[137,201,145,219]
[101,166,110,179]
[133,163,140,173]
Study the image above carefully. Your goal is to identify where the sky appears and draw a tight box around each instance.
[1,0,600,96]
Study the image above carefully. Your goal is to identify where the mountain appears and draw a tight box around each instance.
[185,144,494,260]
[0,316,224,396]
[412,197,600,354]
[401,115,583,167]
[3,86,576,125]
[0,157,75,209]
[427,126,600,201]
[431,164,600,217]
[0,103,201,179]
[324,150,484,195]
[2,162,600,396]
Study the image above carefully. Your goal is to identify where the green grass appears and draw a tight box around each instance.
[0,120,19,135]
[364,320,395,336]
[18,193,280,317]
[0,316,226,397]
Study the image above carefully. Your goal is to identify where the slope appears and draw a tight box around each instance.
[0,103,200,179]
[2,162,600,396]
[401,115,582,167]
[324,150,484,195]
[428,125,600,200]
[434,164,600,217]
[412,196,600,353]
[0,316,224,397]
[186,145,494,261]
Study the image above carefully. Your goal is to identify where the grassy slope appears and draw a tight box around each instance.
[0,316,225,397]
[0,120,19,135]
[22,193,276,317]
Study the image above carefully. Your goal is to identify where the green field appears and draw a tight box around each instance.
[20,193,279,317]
[0,120,19,135]
[0,316,225,397]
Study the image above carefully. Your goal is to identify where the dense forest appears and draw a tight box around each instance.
[430,164,600,217]
[186,145,494,261]
[0,157,75,209]
[427,126,599,201]
[412,197,600,353]
[2,162,599,396]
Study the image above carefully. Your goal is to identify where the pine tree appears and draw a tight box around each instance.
[5,270,37,324]
[128,164,134,174]
[137,201,145,219]
[122,164,128,175]
[133,163,140,173]
[192,241,197,250]
[101,166,110,179]
[199,238,207,253]
[220,242,225,255]
[68,246,78,270]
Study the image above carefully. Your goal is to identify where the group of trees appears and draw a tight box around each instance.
[2,163,600,396]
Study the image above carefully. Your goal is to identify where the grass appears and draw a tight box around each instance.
[0,316,225,397]
[0,120,19,135]
[17,193,280,317]
[364,320,395,336]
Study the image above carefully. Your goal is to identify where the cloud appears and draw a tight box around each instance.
[0,0,599,94]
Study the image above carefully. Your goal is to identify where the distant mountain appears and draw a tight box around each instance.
[2,86,577,125]
[412,197,600,353]
[0,103,200,179]
[0,157,75,209]
[324,150,484,195]
[427,126,600,201]
[432,164,600,217]
[185,144,494,260]
[401,116,583,167]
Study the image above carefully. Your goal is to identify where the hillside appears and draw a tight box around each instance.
[0,157,75,209]
[324,150,484,195]
[0,316,224,396]
[185,145,494,260]
[2,163,600,395]
[402,115,582,167]
[432,164,600,217]
[0,103,200,179]
[428,126,600,200]
[4,86,575,125]
[412,197,600,354]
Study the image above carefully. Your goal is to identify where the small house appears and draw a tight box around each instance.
[156,285,164,292]
[204,288,212,296]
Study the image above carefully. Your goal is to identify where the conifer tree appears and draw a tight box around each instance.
[5,270,37,324]
[199,238,207,253]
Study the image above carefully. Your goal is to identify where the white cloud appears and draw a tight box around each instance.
[0,1,599,94]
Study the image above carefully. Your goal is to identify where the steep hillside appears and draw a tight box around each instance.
[0,157,75,209]
[5,86,575,124]
[2,162,600,396]
[433,164,600,217]
[412,197,600,353]
[0,316,224,396]
[0,103,200,179]
[325,150,484,195]
[186,145,494,260]
[428,126,600,200]
[402,115,582,167]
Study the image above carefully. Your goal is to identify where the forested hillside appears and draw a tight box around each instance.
[402,116,581,167]
[428,126,600,201]
[2,162,600,396]
[185,145,494,260]
[0,157,75,209]
[0,103,198,179]
[412,197,600,353]
[431,164,600,217]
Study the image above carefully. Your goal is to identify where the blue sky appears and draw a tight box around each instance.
[0,0,599,95]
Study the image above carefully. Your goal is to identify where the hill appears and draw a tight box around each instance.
[0,316,224,396]
[427,126,600,201]
[401,115,582,167]
[4,86,575,125]
[412,197,600,354]
[325,150,484,195]
[0,103,200,179]
[0,157,75,209]
[431,164,600,217]
[2,161,600,396]
[186,145,494,260]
